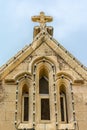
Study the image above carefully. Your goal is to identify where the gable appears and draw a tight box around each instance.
[2,38,86,83]
[0,29,87,82]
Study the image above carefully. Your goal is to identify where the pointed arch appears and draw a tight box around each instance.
[56,71,74,82]
[56,72,74,124]
[31,56,57,73]
[31,56,56,123]
[16,76,32,125]
[39,67,49,94]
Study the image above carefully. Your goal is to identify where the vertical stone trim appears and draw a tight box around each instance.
[32,64,37,128]
[15,80,19,129]
[70,81,77,130]
[52,65,58,129]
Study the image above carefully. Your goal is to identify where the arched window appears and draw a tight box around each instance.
[60,85,68,123]
[39,76,49,94]
[39,69,50,120]
[22,84,29,121]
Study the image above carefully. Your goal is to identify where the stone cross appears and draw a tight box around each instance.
[31,12,53,28]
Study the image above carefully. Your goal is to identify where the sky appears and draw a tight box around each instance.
[0,0,87,67]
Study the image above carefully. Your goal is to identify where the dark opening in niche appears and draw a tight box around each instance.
[60,97,65,121]
[39,77,49,94]
[41,99,50,120]
[60,91,68,123]
[24,97,29,121]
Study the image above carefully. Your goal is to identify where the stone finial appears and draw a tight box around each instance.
[32,12,53,28]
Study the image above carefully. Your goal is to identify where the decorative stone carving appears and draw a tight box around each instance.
[24,55,33,63]
[57,55,69,70]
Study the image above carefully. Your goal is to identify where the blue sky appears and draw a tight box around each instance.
[0,0,87,67]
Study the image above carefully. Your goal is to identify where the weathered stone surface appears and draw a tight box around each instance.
[0,12,87,130]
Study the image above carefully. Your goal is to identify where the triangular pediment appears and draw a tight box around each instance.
[30,41,56,56]
[0,31,87,82]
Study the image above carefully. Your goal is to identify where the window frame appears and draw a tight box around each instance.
[60,92,68,123]
[41,98,50,120]
[39,96,51,123]
[39,76,49,94]
[22,93,29,122]
[39,74,50,122]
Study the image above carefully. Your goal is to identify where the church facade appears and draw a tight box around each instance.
[0,12,87,130]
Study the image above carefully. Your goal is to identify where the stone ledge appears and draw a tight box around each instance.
[58,122,75,129]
